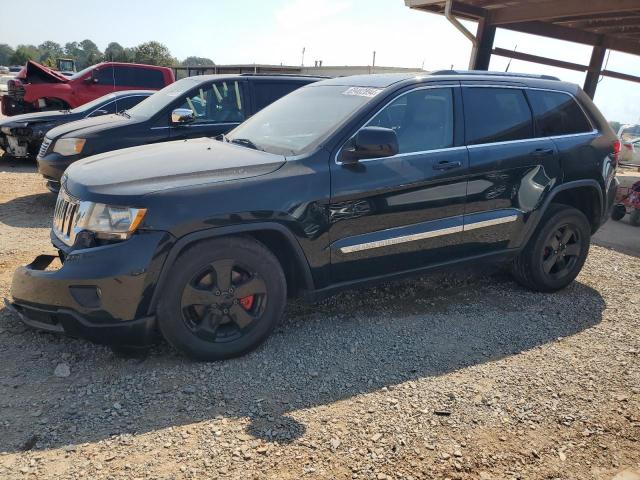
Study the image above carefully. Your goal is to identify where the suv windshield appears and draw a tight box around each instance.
[226,85,380,155]
[127,77,199,119]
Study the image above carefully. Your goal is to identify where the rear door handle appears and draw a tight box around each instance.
[433,160,462,171]
[531,148,554,156]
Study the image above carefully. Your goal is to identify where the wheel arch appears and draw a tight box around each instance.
[148,223,315,314]
[519,180,603,247]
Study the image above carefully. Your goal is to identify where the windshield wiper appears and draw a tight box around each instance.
[230,138,262,151]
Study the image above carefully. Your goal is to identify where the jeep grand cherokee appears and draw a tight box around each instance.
[8,71,619,360]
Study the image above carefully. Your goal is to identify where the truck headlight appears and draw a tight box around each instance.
[77,202,147,241]
[53,138,86,156]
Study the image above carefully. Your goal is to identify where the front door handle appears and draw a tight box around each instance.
[531,148,554,156]
[433,160,462,171]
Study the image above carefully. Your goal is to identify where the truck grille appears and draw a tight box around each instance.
[38,137,52,158]
[53,189,81,246]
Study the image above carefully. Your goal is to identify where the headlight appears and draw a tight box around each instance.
[76,202,147,241]
[53,138,86,156]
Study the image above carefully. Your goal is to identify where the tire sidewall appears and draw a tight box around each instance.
[527,207,591,291]
[157,238,286,361]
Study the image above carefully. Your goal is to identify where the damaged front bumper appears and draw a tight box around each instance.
[7,231,175,346]
[0,125,41,158]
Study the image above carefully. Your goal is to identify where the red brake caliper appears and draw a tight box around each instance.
[239,295,254,310]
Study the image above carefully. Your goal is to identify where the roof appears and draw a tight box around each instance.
[176,73,326,83]
[111,89,155,97]
[313,73,426,88]
[405,0,640,56]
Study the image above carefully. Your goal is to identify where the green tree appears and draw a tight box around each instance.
[0,44,14,65]
[182,56,215,67]
[79,39,102,67]
[104,42,130,62]
[10,45,39,65]
[133,41,176,66]
[38,41,64,63]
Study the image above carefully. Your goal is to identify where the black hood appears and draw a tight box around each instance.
[45,113,137,140]
[0,109,73,129]
[64,137,286,203]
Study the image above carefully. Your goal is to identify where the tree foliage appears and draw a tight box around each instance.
[10,45,39,65]
[0,44,14,65]
[182,56,215,67]
[133,41,177,66]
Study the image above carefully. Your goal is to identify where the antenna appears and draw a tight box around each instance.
[505,44,517,72]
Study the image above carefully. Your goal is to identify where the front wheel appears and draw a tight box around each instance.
[511,204,591,292]
[157,236,286,361]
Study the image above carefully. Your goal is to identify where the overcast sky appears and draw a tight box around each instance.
[3,0,640,123]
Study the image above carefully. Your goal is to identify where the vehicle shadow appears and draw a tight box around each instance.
[0,155,38,174]
[0,192,55,229]
[0,271,605,453]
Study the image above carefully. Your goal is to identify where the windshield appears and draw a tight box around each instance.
[69,64,97,81]
[70,93,117,114]
[127,77,200,118]
[226,85,381,155]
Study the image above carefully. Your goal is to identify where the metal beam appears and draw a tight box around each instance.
[488,0,640,25]
[471,17,496,70]
[492,47,588,72]
[583,45,606,99]
[601,69,640,83]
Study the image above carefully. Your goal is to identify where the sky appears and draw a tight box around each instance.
[3,0,640,123]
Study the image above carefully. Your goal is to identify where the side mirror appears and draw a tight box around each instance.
[341,126,399,164]
[171,108,195,125]
[84,74,98,84]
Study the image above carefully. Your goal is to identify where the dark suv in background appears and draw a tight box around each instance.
[36,74,323,191]
[9,71,618,361]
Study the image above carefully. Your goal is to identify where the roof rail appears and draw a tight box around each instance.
[238,73,330,78]
[431,70,560,81]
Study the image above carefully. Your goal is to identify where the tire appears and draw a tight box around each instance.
[157,236,286,361]
[630,209,640,227]
[511,204,591,292]
[611,204,626,221]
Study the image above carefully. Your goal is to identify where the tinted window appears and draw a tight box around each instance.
[95,66,114,85]
[368,88,454,153]
[253,82,306,111]
[114,95,148,111]
[87,100,117,117]
[527,90,592,137]
[114,66,165,88]
[464,88,533,145]
[176,80,244,123]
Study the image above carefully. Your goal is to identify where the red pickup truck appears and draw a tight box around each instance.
[1,61,174,116]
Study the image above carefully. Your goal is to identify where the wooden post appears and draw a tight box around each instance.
[470,18,496,70]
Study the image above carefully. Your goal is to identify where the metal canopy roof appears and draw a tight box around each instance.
[405,0,640,97]
[406,0,640,56]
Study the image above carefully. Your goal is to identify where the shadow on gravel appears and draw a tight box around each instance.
[0,192,55,228]
[0,155,38,174]
[0,272,605,453]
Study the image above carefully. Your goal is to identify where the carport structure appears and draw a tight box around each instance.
[405,0,640,98]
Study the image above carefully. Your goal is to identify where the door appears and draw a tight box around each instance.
[75,65,116,105]
[329,85,469,284]
[461,86,561,255]
[170,80,247,140]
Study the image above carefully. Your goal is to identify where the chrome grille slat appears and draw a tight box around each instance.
[52,189,80,246]
[38,138,52,158]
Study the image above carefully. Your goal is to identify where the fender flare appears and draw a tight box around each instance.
[147,222,315,313]
[519,179,603,247]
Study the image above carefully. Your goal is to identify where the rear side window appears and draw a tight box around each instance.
[464,87,533,145]
[253,82,306,111]
[114,95,148,112]
[114,67,165,88]
[527,90,592,137]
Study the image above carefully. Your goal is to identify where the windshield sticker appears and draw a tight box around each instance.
[342,87,383,98]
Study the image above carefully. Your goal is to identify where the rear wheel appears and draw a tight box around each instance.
[157,236,286,361]
[511,204,591,292]
[611,204,626,221]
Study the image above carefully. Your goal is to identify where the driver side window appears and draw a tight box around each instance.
[368,88,454,154]
[177,81,245,124]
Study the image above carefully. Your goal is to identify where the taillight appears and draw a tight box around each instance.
[612,139,621,165]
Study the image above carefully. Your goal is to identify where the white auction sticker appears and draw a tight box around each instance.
[342,87,383,98]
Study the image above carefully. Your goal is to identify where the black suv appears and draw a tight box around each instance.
[36,74,323,192]
[8,71,618,361]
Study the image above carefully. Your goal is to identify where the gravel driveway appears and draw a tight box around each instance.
[0,157,639,480]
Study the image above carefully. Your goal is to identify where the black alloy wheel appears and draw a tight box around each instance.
[158,236,286,361]
[541,224,582,280]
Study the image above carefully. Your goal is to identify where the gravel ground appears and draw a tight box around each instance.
[0,157,639,480]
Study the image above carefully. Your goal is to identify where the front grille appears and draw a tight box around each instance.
[53,189,80,246]
[38,138,52,158]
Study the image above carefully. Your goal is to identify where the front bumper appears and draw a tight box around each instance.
[37,151,83,184]
[8,231,174,346]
